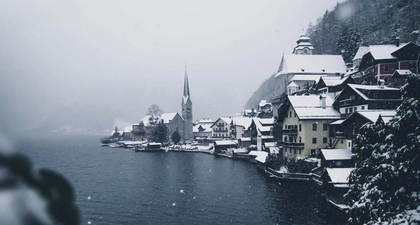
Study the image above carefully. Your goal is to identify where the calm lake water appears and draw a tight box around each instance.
[16,135,346,225]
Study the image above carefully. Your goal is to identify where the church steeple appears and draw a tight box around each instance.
[183,65,190,100]
[181,65,193,141]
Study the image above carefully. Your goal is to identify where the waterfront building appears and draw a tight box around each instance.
[278,95,341,161]
[210,117,232,139]
[248,118,275,151]
[231,117,253,140]
[193,119,214,140]
[181,66,193,142]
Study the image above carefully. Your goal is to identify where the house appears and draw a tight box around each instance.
[332,83,401,118]
[210,117,232,139]
[319,149,354,168]
[131,121,148,141]
[248,118,275,151]
[231,117,253,140]
[289,74,326,94]
[316,76,356,100]
[330,110,396,149]
[391,69,415,88]
[214,140,238,154]
[257,100,273,118]
[278,94,341,161]
[193,118,214,140]
[357,41,420,85]
[322,168,354,208]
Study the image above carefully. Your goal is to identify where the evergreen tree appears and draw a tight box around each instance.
[346,74,420,224]
[171,130,181,144]
[337,24,361,63]
[150,119,168,143]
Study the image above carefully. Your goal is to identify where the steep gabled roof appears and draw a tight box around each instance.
[276,54,347,77]
[288,95,341,120]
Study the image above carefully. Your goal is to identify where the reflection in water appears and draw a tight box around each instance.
[17,135,346,225]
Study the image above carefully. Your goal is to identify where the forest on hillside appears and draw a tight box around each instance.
[244,0,420,109]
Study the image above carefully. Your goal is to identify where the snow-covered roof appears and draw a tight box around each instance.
[258,100,271,107]
[368,43,408,60]
[193,124,212,133]
[356,110,396,124]
[330,119,345,125]
[347,84,400,100]
[289,95,341,120]
[326,168,354,185]
[352,46,370,61]
[259,118,275,125]
[264,142,276,147]
[215,140,237,146]
[288,95,334,107]
[392,69,414,77]
[141,112,180,126]
[196,118,214,124]
[211,117,233,128]
[294,108,341,119]
[319,76,347,87]
[291,74,325,82]
[232,117,253,129]
[249,151,268,163]
[276,54,347,77]
[321,149,353,161]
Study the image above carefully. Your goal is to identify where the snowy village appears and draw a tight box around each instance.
[101,30,420,224]
[2,0,420,224]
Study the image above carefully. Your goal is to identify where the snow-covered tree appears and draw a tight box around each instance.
[346,74,420,224]
[150,119,168,143]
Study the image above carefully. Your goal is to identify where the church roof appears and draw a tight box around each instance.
[182,65,191,103]
[275,55,347,77]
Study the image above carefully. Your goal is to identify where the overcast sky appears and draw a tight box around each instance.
[0,0,344,134]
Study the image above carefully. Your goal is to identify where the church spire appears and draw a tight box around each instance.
[183,65,190,98]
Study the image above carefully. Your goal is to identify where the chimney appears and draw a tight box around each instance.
[379,79,385,89]
[395,36,400,47]
[319,95,326,109]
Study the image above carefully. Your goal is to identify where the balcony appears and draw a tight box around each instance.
[282,128,297,136]
[213,129,228,133]
[278,141,304,148]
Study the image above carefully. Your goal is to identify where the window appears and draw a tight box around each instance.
[348,142,351,148]
[289,111,292,117]
[349,108,353,113]
[323,123,328,131]
[345,108,348,114]
[312,138,317,144]
[299,124,302,132]
[384,65,389,72]
[284,125,287,129]
[323,137,328,143]
[354,107,357,111]
[312,123,317,131]
[361,106,365,110]
[294,148,296,154]
[299,137,302,143]
[284,136,287,142]
[299,149,301,155]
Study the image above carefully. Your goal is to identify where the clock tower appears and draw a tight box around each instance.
[292,33,314,55]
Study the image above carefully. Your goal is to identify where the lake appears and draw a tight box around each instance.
[16,135,346,225]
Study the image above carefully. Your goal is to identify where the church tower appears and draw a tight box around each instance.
[292,33,314,55]
[181,66,193,142]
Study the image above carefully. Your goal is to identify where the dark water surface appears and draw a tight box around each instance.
[16,135,346,225]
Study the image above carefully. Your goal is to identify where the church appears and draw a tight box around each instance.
[131,66,194,143]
